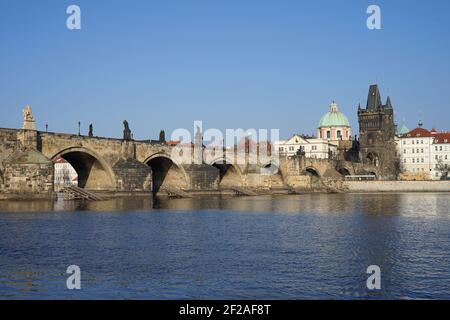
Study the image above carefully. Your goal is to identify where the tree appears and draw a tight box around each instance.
[435,158,449,180]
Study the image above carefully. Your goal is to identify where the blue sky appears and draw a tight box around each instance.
[0,0,449,140]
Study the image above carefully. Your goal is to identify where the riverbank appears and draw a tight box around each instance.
[343,180,450,193]
[1,180,449,200]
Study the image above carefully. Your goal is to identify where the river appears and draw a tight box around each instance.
[0,193,449,299]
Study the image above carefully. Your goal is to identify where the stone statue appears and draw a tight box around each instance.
[22,105,36,130]
[88,124,93,137]
[123,120,132,140]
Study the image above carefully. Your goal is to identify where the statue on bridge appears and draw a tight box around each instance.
[88,124,93,137]
[159,130,166,143]
[123,120,132,140]
[22,105,36,130]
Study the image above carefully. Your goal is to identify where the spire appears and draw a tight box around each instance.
[385,96,393,109]
[418,113,423,128]
[366,84,383,111]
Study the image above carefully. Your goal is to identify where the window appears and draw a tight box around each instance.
[279,147,284,151]
[403,149,406,154]
[412,158,415,163]
[440,146,443,151]
[421,158,424,163]
[421,149,424,153]
[337,130,342,139]
[326,131,331,139]
[412,140,415,144]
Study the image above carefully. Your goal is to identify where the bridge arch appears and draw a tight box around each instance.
[209,158,244,188]
[144,153,189,193]
[304,167,320,177]
[261,162,285,188]
[51,146,116,190]
[337,167,351,177]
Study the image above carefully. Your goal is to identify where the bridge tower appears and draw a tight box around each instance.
[358,85,399,179]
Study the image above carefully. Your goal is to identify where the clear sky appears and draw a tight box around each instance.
[1,0,449,140]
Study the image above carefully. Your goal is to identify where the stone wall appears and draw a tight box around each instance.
[113,158,152,192]
[0,128,19,172]
[183,164,219,190]
[0,149,54,198]
[344,180,450,192]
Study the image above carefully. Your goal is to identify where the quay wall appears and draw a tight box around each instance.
[343,180,450,193]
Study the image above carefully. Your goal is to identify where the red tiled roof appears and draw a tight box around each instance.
[53,157,68,164]
[401,127,434,138]
[433,133,450,144]
[166,140,180,146]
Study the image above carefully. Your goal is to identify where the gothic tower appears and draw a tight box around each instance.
[358,85,399,179]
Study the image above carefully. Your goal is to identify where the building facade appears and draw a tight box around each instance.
[358,85,398,179]
[54,157,78,191]
[275,134,338,159]
[398,126,450,180]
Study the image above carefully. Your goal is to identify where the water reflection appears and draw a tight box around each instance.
[0,193,449,218]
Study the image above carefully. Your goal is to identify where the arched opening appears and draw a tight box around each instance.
[369,172,377,179]
[53,157,78,191]
[52,149,115,190]
[145,155,188,193]
[305,167,320,177]
[338,167,351,176]
[262,163,284,188]
[211,160,243,188]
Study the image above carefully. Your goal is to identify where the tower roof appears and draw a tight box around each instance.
[385,96,393,109]
[396,122,409,135]
[366,84,383,110]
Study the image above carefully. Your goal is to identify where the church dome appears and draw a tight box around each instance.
[318,102,350,128]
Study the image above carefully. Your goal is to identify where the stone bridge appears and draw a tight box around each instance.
[0,127,379,197]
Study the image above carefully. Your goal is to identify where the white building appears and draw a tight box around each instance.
[274,134,338,159]
[398,126,450,180]
[54,157,78,190]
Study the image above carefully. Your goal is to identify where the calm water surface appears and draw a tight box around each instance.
[0,193,449,299]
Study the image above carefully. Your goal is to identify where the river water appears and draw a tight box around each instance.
[0,193,449,299]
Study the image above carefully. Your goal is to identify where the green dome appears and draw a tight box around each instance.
[397,122,409,135]
[318,102,350,128]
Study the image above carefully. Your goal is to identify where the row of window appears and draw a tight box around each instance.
[435,145,449,151]
[279,145,322,152]
[404,148,427,154]
[402,139,448,145]
[402,139,428,145]
[404,158,425,163]
[404,155,449,163]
